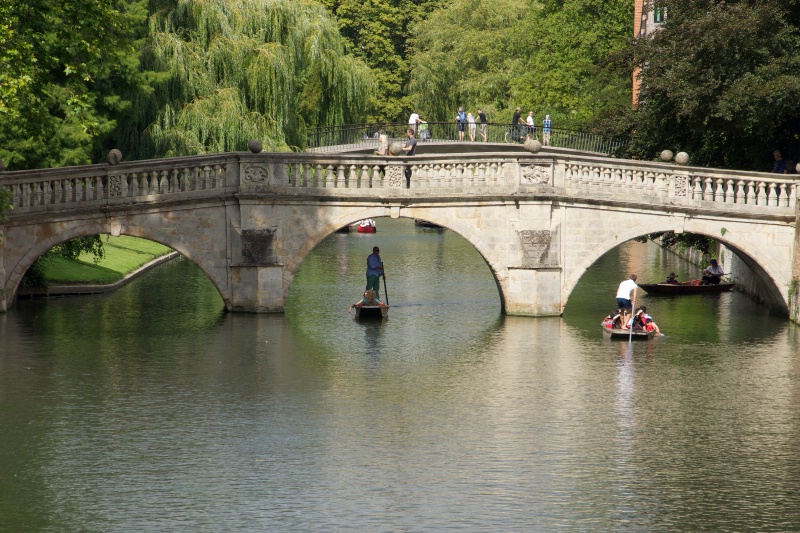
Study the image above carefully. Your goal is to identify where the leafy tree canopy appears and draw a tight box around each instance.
[606,0,800,170]
[120,0,375,157]
[407,0,632,126]
[0,0,149,170]
[319,0,443,123]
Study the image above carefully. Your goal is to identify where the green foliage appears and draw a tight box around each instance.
[52,235,106,263]
[319,0,444,122]
[0,0,150,170]
[407,0,632,126]
[605,1,800,170]
[120,0,374,157]
[22,235,106,287]
[634,231,716,256]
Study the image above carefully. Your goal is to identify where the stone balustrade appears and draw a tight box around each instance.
[2,151,798,217]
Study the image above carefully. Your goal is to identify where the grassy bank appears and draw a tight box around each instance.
[42,236,174,285]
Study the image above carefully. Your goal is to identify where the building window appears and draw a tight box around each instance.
[654,7,665,23]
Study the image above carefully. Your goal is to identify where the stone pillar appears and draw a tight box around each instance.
[504,267,563,316]
[790,210,800,323]
[228,265,285,312]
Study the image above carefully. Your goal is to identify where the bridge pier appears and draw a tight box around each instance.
[504,267,563,316]
[229,265,285,312]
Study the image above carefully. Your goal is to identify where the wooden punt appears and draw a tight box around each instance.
[602,324,656,340]
[639,281,734,294]
[354,305,389,319]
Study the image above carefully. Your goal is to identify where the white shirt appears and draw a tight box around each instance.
[526,115,534,127]
[616,279,638,299]
[409,113,420,125]
[705,263,724,276]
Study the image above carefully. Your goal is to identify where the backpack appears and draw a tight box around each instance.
[457,111,466,123]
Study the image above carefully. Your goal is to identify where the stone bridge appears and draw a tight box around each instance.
[1,145,799,318]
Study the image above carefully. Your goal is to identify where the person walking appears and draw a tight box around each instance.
[401,127,417,187]
[467,112,476,142]
[455,107,467,141]
[526,111,535,135]
[542,114,552,145]
[408,111,422,133]
[365,246,384,293]
[478,109,488,142]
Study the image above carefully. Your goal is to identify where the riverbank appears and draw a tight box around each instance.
[18,236,177,298]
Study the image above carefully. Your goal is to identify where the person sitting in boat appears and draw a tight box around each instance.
[627,306,664,336]
[701,259,724,285]
[664,272,679,284]
[351,289,387,309]
[602,309,624,329]
[359,219,376,229]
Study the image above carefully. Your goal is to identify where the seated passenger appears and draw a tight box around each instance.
[351,289,387,309]
[664,272,679,284]
[640,305,665,336]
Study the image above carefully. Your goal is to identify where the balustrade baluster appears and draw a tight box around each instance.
[371,165,381,188]
[360,165,370,188]
[769,182,778,206]
[713,178,724,202]
[725,179,734,204]
[336,165,346,188]
[701,177,712,201]
[312,164,321,187]
[348,165,357,189]
[779,183,789,207]
[43,180,52,205]
[131,173,140,196]
[790,184,798,209]
[322,164,333,187]
[149,171,159,193]
[757,181,766,205]
[734,180,745,204]
[54,180,63,205]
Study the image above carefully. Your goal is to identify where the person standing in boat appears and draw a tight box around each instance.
[701,259,724,285]
[615,274,638,325]
[366,246,384,294]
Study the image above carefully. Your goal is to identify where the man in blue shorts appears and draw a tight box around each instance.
[615,274,638,324]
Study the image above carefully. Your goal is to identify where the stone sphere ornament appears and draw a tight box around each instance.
[248,140,263,153]
[675,151,690,165]
[388,142,404,156]
[106,149,123,165]
[660,150,674,162]
[524,137,542,153]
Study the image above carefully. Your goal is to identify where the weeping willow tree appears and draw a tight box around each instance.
[120,0,374,157]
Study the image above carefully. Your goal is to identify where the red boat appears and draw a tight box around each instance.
[355,219,376,233]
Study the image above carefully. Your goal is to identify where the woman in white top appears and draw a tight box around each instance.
[467,113,476,142]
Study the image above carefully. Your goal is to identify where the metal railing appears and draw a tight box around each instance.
[305,122,628,155]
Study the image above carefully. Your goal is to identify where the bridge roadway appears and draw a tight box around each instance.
[1,144,799,317]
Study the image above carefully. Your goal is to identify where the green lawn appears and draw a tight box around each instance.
[43,236,174,285]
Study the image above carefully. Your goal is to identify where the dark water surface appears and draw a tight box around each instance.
[2,218,799,531]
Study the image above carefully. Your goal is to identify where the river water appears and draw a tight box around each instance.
[2,218,799,531]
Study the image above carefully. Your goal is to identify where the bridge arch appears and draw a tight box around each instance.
[277,209,508,312]
[564,213,791,315]
[5,217,228,307]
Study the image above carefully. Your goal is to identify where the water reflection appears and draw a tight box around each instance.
[2,225,800,530]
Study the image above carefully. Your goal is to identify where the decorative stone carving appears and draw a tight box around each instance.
[385,165,405,188]
[673,175,688,197]
[520,165,551,186]
[518,230,555,267]
[108,176,124,197]
[241,164,270,190]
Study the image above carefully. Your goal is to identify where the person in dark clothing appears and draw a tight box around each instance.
[773,150,787,174]
[402,128,417,187]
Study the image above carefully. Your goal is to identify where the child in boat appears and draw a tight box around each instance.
[351,289,387,309]
[602,309,624,329]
